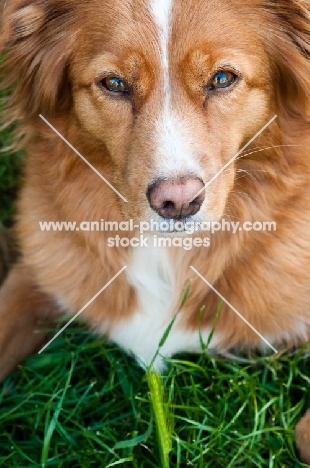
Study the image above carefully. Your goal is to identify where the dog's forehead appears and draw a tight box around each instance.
[82,0,258,58]
[74,0,266,88]
[150,0,173,35]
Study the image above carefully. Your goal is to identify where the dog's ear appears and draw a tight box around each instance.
[0,1,78,126]
[263,0,310,120]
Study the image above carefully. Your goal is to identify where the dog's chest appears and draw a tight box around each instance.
[109,245,219,370]
[109,245,177,368]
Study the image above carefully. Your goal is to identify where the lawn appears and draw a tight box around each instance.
[0,121,309,467]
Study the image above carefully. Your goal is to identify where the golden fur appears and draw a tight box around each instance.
[1,0,310,461]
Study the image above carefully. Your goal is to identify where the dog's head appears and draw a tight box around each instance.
[1,0,310,233]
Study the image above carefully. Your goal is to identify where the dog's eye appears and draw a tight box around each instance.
[209,71,237,90]
[100,77,129,94]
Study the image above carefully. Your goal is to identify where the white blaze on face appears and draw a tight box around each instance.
[151,0,173,97]
[150,0,202,179]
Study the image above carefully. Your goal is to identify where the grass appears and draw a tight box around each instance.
[0,122,310,468]
[0,124,22,226]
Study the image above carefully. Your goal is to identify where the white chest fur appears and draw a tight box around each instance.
[109,245,220,371]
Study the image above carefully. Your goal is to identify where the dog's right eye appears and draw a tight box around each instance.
[99,77,130,94]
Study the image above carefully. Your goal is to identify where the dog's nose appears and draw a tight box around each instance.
[147,177,205,219]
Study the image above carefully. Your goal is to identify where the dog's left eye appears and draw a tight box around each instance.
[209,71,237,90]
[100,77,130,94]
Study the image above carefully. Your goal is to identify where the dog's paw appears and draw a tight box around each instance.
[295,410,310,464]
[0,225,16,286]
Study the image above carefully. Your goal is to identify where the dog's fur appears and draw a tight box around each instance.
[1,0,310,461]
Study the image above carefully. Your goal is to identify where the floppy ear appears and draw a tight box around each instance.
[262,0,310,120]
[0,0,78,129]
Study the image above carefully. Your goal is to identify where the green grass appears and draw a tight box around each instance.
[0,331,309,467]
[0,124,22,226]
[0,123,310,467]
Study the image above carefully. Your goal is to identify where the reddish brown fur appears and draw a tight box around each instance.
[1,0,310,462]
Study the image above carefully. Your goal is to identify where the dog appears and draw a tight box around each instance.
[1,0,310,462]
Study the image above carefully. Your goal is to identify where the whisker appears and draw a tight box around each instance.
[236,144,310,162]
[236,169,260,184]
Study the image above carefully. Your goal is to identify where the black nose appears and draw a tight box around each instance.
[147,177,205,219]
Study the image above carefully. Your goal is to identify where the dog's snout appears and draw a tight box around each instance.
[147,177,205,219]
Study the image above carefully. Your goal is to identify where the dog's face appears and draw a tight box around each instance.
[71,0,273,231]
[1,0,310,234]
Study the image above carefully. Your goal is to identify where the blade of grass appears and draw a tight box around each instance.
[41,355,74,467]
[146,370,171,468]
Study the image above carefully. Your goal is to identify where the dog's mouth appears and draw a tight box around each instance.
[139,215,207,236]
